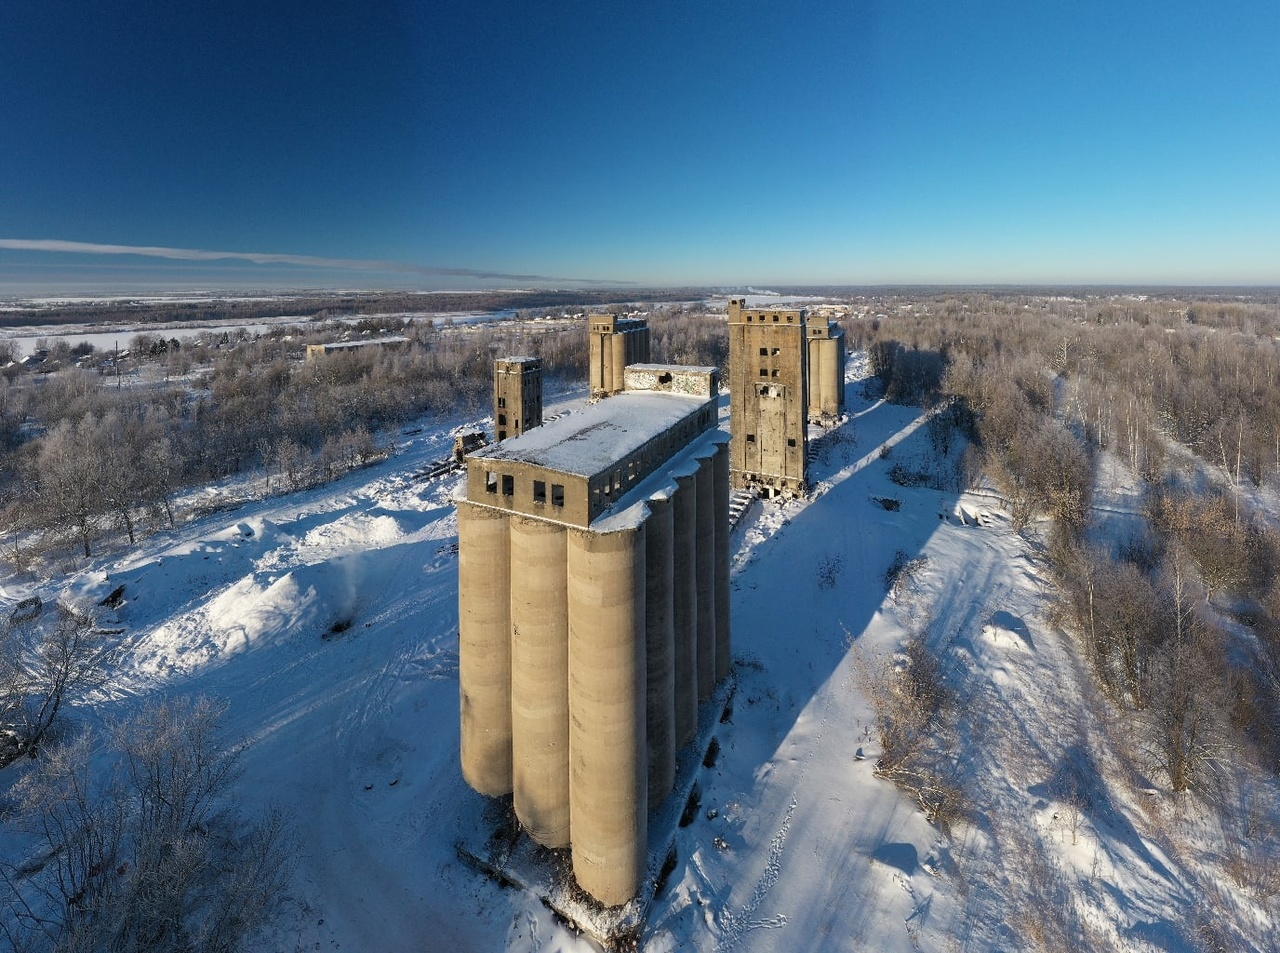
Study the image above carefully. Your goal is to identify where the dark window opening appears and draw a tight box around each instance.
[771,348,780,355]
[787,438,797,448]
[502,474,514,496]
[533,480,547,504]
[498,397,506,408]
[497,413,506,425]
[759,368,768,378]
[758,347,768,356]
[746,433,756,443]
[771,369,779,378]
[552,484,565,507]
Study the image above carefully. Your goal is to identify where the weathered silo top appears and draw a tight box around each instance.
[623,364,720,398]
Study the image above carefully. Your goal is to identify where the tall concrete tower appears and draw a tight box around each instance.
[493,356,543,442]
[727,298,808,497]
[588,314,650,398]
[805,312,846,423]
[459,364,730,907]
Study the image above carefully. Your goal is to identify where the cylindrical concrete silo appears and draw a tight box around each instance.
[568,524,647,907]
[509,516,571,847]
[671,469,698,747]
[822,337,840,416]
[643,491,676,805]
[611,332,627,394]
[458,502,513,796]
[694,452,717,701]
[713,441,732,683]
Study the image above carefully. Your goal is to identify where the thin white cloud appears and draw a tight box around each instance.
[0,238,614,284]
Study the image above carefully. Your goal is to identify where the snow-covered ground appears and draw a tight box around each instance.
[2,361,1275,951]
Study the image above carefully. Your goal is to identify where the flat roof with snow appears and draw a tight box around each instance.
[469,391,710,479]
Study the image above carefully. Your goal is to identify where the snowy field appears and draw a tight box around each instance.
[2,360,1273,951]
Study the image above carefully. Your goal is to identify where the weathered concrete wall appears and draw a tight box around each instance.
[494,357,543,441]
[713,440,732,682]
[727,298,808,497]
[568,525,648,907]
[624,364,719,398]
[643,491,675,805]
[694,451,717,701]
[458,502,513,796]
[671,469,698,747]
[510,516,571,847]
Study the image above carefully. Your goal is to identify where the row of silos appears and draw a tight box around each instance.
[807,330,847,421]
[590,319,651,398]
[458,438,730,906]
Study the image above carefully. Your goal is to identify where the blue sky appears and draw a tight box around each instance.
[2,0,1278,291]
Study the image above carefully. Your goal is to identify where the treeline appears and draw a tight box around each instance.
[0,288,701,330]
[856,292,1280,791]
[0,318,585,563]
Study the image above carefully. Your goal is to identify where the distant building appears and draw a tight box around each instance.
[588,314,650,398]
[458,364,730,907]
[726,299,808,498]
[493,356,543,441]
[304,336,408,360]
[805,311,846,422]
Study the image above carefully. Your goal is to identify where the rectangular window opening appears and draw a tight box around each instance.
[498,397,506,408]
[486,471,498,493]
[787,438,797,448]
[758,347,768,356]
[501,474,514,496]
[746,433,756,443]
[497,413,506,425]
[552,484,565,507]
[759,368,768,378]
[533,480,547,504]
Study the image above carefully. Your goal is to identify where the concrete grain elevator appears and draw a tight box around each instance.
[458,365,731,906]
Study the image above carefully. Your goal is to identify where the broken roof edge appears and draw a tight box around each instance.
[591,429,728,533]
[625,363,718,374]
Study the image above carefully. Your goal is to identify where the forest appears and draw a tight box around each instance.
[852,291,1280,817]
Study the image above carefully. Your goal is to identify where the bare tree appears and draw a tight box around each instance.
[1145,550,1233,793]
[0,603,103,765]
[3,697,293,953]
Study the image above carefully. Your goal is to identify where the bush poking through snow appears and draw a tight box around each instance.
[884,549,928,598]
[816,555,843,590]
[857,633,966,831]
